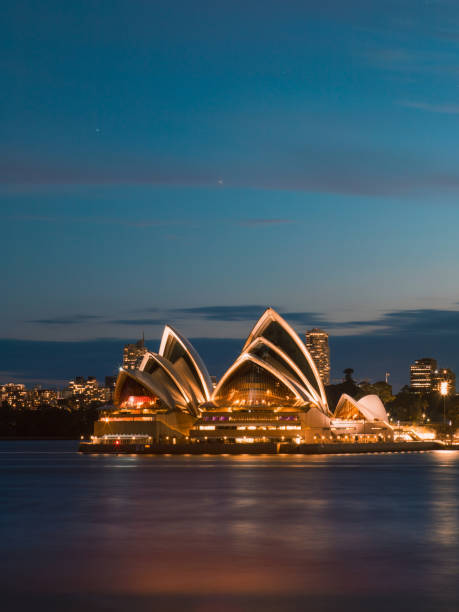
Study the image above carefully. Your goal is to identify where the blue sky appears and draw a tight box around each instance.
[3,1,459,389]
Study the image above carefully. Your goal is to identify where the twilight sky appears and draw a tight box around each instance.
[3,0,459,389]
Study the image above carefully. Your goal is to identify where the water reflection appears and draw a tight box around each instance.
[427,450,459,602]
[0,442,457,611]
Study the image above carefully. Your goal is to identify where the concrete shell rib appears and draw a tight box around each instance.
[334,393,389,423]
[244,336,319,406]
[115,368,177,411]
[212,352,309,407]
[139,351,199,416]
[242,308,328,412]
[159,325,213,402]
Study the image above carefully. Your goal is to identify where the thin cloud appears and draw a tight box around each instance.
[433,28,459,43]
[11,213,296,230]
[28,315,102,325]
[340,308,459,336]
[126,305,332,327]
[109,318,166,326]
[399,100,459,114]
[283,311,333,328]
[0,156,216,187]
[132,307,162,314]
[174,305,267,322]
[11,214,181,229]
[238,218,294,226]
[5,151,459,198]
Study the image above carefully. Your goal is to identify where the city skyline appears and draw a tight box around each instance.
[1,324,457,395]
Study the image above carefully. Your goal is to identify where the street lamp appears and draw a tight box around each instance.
[440,381,448,441]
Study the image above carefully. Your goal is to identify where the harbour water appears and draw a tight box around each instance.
[0,441,458,611]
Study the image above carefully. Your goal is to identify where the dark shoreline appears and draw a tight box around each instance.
[0,437,79,441]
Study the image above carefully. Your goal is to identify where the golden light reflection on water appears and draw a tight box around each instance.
[428,450,459,596]
[0,444,458,611]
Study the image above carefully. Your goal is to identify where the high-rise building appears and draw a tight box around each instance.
[123,336,147,370]
[433,368,456,395]
[410,358,437,392]
[305,328,330,385]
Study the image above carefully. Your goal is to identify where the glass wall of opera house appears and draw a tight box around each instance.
[90,309,394,449]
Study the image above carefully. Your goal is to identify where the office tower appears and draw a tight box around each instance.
[305,328,330,385]
[410,358,437,392]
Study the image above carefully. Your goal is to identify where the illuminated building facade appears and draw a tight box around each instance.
[0,383,27,409]
[410,358,456,395]
[122,337,147,370]
[90,308,394,447]
[432,368,456,395]
[67,376,113,407]
[305,328,330,385]
[410,358,437,392]
[1,379,112,411]
[28,387,59,409]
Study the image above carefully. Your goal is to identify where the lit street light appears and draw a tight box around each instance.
[440,381,448,442]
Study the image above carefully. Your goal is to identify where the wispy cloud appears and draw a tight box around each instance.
[174,305,331,327]
[173,305,459,336]
[0,157,217,188]
[11,214,181,229]
[5,147,459,198]
[126,304,333,329]
[28,315,102,325]
[399,100,459,114]
[364,43,459,74]
[283,311,334,328]
[26,306,459,339]
[238,218,294,226]
[173,305,267,322]
[368,48,420,68]
[109,318,166,326]
[342,308,459,335]
[13,214,294,230]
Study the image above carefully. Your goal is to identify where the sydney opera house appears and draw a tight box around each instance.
[91,308,394,448]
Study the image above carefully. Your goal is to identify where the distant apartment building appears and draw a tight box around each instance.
[67,376,112,407]
[305,328,330,385]
[68,376,87,398]
[27,387,59,409]
[0,383,27,409]
[410,358,437,392]
[123,337,147,370]
[1,378,115,410]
